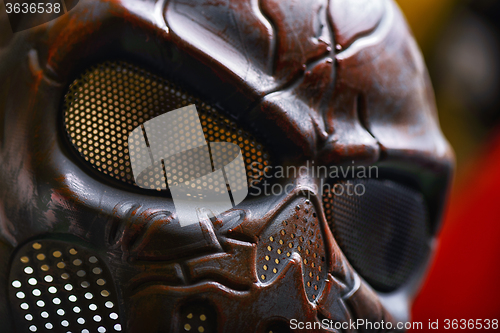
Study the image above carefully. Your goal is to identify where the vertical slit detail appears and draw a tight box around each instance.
[161,159,169,190]
[141,124,155,165]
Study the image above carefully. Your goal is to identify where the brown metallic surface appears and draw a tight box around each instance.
[0,0,453,332]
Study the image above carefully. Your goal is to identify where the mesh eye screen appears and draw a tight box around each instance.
[322,179,429,292]
[63,61,271,191]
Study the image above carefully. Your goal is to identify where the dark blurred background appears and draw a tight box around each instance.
[396,0,500,327]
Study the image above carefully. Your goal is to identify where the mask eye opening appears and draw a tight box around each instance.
[62,60,273,192]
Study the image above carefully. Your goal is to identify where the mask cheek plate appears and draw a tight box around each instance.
[256,196,328,303]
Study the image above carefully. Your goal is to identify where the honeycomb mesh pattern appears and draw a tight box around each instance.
[256,197,327,302]
[322,179,429,292]
[63,61,271,191]
[8,240,121,333]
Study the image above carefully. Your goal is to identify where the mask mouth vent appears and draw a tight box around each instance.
[323,179,429,292]
[8,240,122,333]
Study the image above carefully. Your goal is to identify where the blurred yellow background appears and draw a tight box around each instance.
[397,0,500,185]
[397,0,457,52]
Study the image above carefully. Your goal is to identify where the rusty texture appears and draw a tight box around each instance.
[0,0,453,332]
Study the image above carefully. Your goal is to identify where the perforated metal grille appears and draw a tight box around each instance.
[256,197,327,302]
[8,240,121,333]
[63,61,271,191]
[322,179,429,292]
[178,300,217,333]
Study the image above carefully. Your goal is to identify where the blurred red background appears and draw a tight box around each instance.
[396,0,500,329]
[411,132,500,327]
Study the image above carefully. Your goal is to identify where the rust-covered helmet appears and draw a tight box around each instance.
[0,0,453,332]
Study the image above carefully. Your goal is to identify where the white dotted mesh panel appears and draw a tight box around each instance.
[9,241,122,333]
[63,61,271,191]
